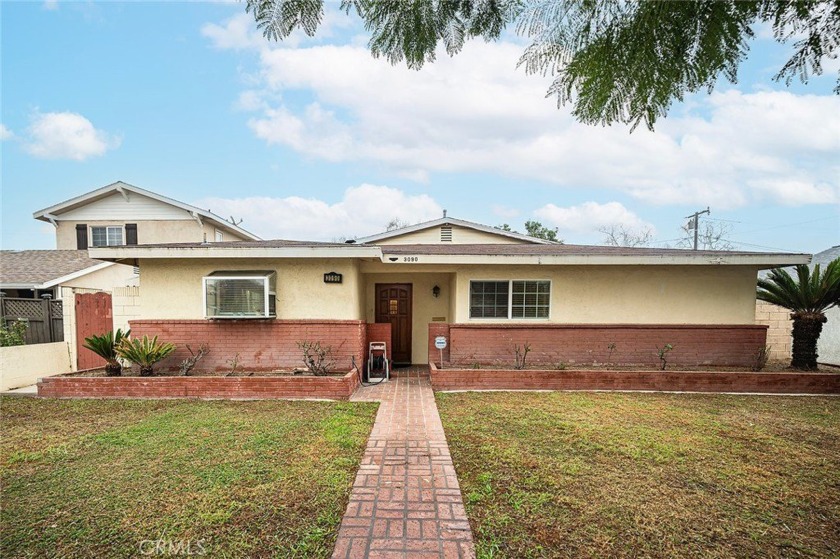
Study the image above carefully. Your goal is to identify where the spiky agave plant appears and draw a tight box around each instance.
[117,335,176,377]
[83,329,130,376]
[757,258,840,370]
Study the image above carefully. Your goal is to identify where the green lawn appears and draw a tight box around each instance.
[437,392,840,559]
[0,397,378,558]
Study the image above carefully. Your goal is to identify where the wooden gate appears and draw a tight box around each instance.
[0,297,64,344]
[75,292,113,370]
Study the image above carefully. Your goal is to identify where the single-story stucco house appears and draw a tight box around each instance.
[88,216,810,372]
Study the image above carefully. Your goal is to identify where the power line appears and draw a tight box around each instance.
[734,216,838,236]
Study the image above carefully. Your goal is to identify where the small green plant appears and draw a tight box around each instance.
[751,345,771,372]
[225,353,241,377]
[298,341,334,375]
[117,335,175,377]
[471,362,481,369]
[657,344,674,371]
[514,342,531,370]
[179,344,209,376]
[83,329,130,376]
[607,342,617,364]
[553,362,567,371]
[0,320,27,347]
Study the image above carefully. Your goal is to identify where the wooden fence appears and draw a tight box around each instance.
[0,297,64,345]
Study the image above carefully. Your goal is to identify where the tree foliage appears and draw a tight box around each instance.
[524,220,560,242]
[757,258,840,369]
[245,0,840,129]
[676,221,734,251]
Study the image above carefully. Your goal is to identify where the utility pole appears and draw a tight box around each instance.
[685,207,710,250]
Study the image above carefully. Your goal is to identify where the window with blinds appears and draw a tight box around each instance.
[469,280,550,319]
[90,226,123,247]
[203,271,276,319]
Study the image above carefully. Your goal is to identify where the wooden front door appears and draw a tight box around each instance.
[375,284,412,364]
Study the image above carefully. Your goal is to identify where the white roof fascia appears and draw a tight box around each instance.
[356,217,554,245]
[377,253,811,268]
[41,262,116,288]
[89,245,382,260]
[33,181,262,240]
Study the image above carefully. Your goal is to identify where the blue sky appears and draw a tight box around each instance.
[2,1,838,253]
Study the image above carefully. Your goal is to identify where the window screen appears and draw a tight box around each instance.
[469,281,509,318]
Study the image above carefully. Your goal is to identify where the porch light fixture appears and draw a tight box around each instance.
[432,285,441,298]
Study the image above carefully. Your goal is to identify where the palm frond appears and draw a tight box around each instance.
[757,258,840,314]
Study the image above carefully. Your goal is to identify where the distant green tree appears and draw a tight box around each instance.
[524,220,560,242]
[757,258,840,370]
[246,0,840,130]
[496,223,512,232]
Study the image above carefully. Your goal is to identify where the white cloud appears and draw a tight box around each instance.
[492,205,520,220]
[205,18,840,210]
[197,183,442,241]
[202,13,264,51]
[535,202,655,235]
[24,111,120,160]
[42,0,59,11]
[0,124,13,141]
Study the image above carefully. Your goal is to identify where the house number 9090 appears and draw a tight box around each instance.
[403,256,419,262]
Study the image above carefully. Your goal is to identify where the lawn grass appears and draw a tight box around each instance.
[437,392,839,558]
[0,396,378,558]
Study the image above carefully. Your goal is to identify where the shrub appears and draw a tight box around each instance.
[657,344,674,371]
[514,342,531,370]
[179,344,209,376]
[751,345,771,372]
[117,335,176,377]
[0,320,27,347]
[83,329,130,376]
[298,341,334,376]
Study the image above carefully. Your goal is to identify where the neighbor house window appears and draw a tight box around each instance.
[203,271,276,319]
[215,229,224,242]
[90,226,123,247]
[469,280,550,319]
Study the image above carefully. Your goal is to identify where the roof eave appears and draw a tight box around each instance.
[377,253,812,267]
[88,245,383,261]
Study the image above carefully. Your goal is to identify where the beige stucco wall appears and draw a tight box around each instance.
[362,272,454,364]
[449,264,759,324]
[55,220,251,249]
[0,342,72,391]
[376,224,525,245]
[61,263,137,291]
[137,258,364,320]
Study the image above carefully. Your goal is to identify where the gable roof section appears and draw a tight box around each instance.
[0,250,114,289]
[32,181,261,241]
[355,216,555,245]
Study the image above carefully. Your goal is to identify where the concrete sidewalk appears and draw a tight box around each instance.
[332,368,475,559]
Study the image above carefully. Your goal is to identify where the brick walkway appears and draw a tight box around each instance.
[332,367,475,559]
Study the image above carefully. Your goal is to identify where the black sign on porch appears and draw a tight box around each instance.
[323,272,343,284]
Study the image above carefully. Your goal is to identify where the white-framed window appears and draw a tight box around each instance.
[469,280,550,319]
[203,271,276,319]
[90,225,123,247]
[215,229,224,242]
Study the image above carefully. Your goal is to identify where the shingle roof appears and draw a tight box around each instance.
[377,243,792,258]
[107,239,353,249]
[0,250,108,286]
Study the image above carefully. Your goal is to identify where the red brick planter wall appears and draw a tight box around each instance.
[434,323,768,368]
[38,370,360,400]
[129,320,368,373]
[429,363,840,394]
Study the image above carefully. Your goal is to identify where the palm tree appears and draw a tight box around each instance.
[757,258,840,370]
